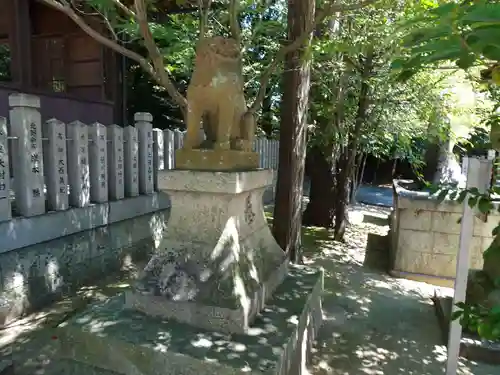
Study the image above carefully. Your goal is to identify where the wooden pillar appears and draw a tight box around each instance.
[10,0,32,86]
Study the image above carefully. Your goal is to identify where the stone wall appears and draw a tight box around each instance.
[390,184,498,283]
[0,184,276,325]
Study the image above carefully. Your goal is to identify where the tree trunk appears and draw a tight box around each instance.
[260,88,274,137]
[273,0,315,263]
[333,151,350,241]
[333,47,374,241]
[302,146,335,227]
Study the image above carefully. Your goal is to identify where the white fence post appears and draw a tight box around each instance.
[107,125,125,201]
[124,125,139,197]
[263,138,269,168]
[43,119,69,211]
[9,93,45,216]
[273,140,278,169]
[257,138,264,168]
[174,129,183,151]
[446,157,487,375]
[67,121,90,207]
[135,113,154,195]
[153,128,164,191]
[88,122,108,203]
[164,129,174,170]
[0,117,10,221]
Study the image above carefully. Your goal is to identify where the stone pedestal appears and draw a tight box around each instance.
[125,169,288,333]
[175,148,260,171]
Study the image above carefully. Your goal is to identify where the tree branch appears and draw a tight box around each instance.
[229,0,241,44]
[198,0,212,39]
[134,0,188,111]
[40,1,155,73]
[39,0,187,112]
[111,0,137,18]
[247,0,378,115]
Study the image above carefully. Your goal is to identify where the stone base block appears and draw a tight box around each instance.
[56,265,324,375]
[125,260,288,334]
[175,148,259,171]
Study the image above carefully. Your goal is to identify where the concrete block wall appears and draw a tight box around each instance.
[391,192,498,281]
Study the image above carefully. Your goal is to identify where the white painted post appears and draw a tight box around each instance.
[267,139,272,169]
[446,157,485,375]
[153,128,164,191]
[123,125,139,197]
[9,93,45,216]
[0,117,11,221]
[263,138,269,168]
[107,125,125,201]
[276,138,280,169]
[273,140,279,169]
[257,138,263,168]
[67,121,90,207]
[88,123,108,203]
[174,129,183,151]
[135,113,154,195]
[42,119,69,211]
[164,129,175,170]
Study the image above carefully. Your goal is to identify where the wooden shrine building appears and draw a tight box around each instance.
[0,0,124,125]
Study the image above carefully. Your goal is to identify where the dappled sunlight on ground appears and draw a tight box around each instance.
[2,203,498,374]
[302,206,497,375]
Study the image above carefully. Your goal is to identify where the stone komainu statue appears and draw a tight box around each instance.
[183,36,255,152]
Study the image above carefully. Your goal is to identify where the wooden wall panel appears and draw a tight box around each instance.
[68,35,101,61]
[30,0,78,35]
[68,61,103,87]
[0,7,10,36]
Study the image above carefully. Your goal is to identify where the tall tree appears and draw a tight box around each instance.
[273,0,314,262]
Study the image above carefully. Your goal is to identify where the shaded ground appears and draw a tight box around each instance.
[1,202,498,374]
[303,205,497,375]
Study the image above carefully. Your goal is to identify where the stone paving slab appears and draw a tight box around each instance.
[56,265,323,375]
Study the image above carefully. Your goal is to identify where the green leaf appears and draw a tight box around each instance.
[451,310,463,321]
[461,4,500,24]
[456,301,467,309]
[429,3,459,17]
[492,224,500,237]
[469,187,480,195]
[478,321,494,340]
[456,52,477,70]
[437,188,449,203]
[468,196,478,208]
[457,190,468,204]
[482,45,500,62]
[490,305,500,317]
[478,197,494,214]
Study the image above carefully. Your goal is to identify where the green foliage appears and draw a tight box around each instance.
[454,126,491,158]
[393,0,500,81]
[307,1,450,167]
[452,302,500,341]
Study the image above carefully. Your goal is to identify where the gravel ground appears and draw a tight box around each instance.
[305,205,498,375]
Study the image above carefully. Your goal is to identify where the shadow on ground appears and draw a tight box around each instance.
[2,205,498,375]
[300,215,497,375]
[0,265,145,374]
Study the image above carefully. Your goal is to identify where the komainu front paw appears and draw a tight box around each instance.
[214,141,231,150]
[232,138,252,152]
